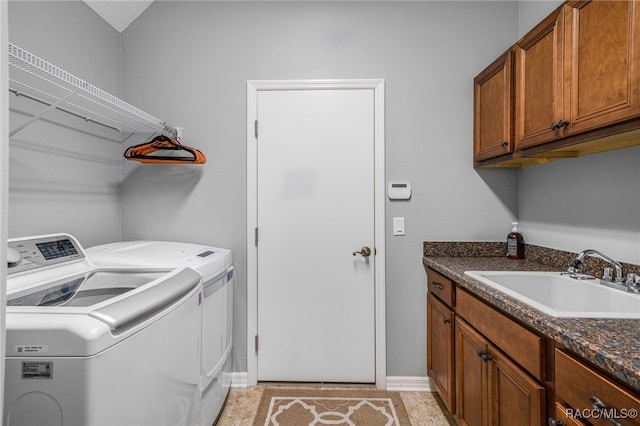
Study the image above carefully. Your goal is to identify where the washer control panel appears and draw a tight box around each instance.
[8,234,85,275]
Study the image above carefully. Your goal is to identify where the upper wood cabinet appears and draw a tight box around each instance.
[563,0,640,135]
[476,0,640,167]
[473,50,513,162]
[515,6,565,149]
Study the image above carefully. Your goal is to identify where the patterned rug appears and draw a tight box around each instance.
[252,388,412,426]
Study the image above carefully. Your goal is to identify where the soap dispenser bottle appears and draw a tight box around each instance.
[507,222,524,260]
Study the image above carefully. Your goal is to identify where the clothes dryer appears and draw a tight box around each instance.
[87,240,233,426]
[4,234,202,426]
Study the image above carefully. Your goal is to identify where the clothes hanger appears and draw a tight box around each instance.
[124,135,207,164]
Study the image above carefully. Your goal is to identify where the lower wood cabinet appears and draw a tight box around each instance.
[456,286,543,381]
[554,349,640,426]
[425,266,640,425]
[490,347,545,425]
[551,402,587,426]
[455,317,545,426]
[426,267,546,424]
[455,317,487,426]
[427,294,455,412]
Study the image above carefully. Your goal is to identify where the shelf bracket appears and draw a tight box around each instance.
[10,87,81,137]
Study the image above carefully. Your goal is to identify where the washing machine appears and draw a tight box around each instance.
[4,234,203,426]
[87,240,233,426]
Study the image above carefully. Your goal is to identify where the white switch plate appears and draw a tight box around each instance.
[393,217,405,236]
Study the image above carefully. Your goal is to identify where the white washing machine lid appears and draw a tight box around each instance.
[6,266,201,357]
[8,268,167,308]
[87,240,232,281]
[6,234,204,357]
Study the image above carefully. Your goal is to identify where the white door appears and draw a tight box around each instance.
[256,88,376,382]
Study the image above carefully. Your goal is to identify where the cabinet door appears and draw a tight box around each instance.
[456,318,489,426]
[488,346,545,426]
[564,0,640,134]
[427,294,455,413]
[515,6,565,149]
[474,50,513,161]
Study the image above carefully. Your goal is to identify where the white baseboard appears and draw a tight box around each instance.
[386,376,432,392]
[228,372,431,392]
[229,372,248,388]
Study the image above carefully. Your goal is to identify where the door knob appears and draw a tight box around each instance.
[353,246,372,257]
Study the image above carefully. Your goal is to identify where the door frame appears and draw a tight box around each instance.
[246,79,386,388]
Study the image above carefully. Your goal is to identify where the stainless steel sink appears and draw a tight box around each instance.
[464,271,640,319]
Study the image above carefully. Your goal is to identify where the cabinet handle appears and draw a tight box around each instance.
[431,281,444,290]
[477,350,492,362]
[443,318,451,324]
[551,119,569,131]
[590,396,623,426]
[547,418,563,426]
[500,140,508,148]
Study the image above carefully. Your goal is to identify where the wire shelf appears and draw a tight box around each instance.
[8,43,178,139]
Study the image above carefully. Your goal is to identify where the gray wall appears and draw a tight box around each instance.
[518,0,563,37]
[517,0,640,265]
[8,1,123,248]
[120,1,520,375]
[519,148,640,264]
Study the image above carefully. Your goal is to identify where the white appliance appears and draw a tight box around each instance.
[4,234,203,426]
[87,240,234,426]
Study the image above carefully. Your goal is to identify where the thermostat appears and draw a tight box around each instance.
[387,182,411,200]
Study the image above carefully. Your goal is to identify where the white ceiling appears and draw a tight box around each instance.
[83,1,154,33]
[83,0,459,33]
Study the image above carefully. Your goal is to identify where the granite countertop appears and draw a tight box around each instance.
[422,245,640,393]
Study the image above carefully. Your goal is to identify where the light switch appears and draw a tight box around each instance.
[393,217,405,236]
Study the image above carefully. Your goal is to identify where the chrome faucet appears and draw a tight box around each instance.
[627,273,640,293]
[568,249,624,284]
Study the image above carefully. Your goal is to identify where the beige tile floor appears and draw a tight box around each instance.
[216,385,457,426]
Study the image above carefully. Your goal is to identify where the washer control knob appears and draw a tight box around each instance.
[7,247,21,268]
